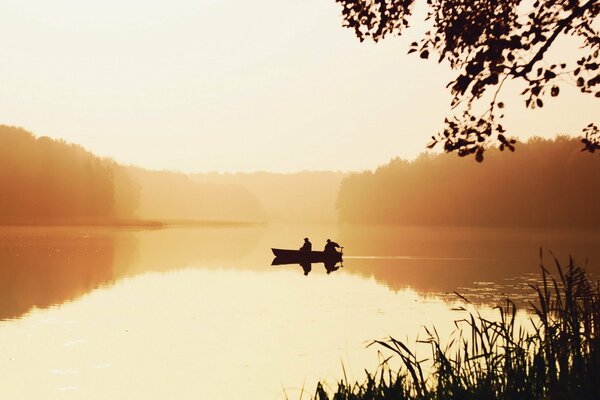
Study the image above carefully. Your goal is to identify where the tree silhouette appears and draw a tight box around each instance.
[337,136,600,227]
[336,0,600,161]
[0,125,139,223]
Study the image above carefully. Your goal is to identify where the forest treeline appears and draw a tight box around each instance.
[0,126,269,224]
[0,126,344,224]
[128,167,267,222]
[338,136,600,228]
[131,168,346,223]
[133,170,346,223]
[7,125,597,227]
[0,125,138,223]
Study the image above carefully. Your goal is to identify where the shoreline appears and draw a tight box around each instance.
[0,218,266,229]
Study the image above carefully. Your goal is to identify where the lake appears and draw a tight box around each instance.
[0,223,598,399]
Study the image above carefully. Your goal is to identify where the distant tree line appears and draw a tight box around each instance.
[191,171,346,222]
[337,136,600,228]
[0,125,138,223]
[0,126,347,225]
[127,167,268,223]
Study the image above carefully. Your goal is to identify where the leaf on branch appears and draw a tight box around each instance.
[475,148,484,163]
[586,63,599,71]
[544,70,556,80]
[581,123,600,153]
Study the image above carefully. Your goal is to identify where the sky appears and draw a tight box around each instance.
[0,0,598,173]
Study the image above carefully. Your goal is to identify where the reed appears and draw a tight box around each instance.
[312,254,600,400]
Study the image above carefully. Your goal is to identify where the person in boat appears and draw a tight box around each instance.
[324,239,341,254]
[299,237,312,253]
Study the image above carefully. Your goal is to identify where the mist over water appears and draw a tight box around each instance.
[0,223,598,398]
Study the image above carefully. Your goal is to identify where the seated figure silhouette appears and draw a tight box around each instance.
[324,239,341,254]
[300,237,312,253]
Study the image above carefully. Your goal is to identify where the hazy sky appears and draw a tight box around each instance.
[1,0,597,173]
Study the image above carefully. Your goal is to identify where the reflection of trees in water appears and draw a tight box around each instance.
[8,223,598,317]
[0,225,266,320]
[0,228,136,320]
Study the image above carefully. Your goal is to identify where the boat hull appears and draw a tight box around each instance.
[271,248,343,265]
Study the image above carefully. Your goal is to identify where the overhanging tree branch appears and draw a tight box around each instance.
[335,0,600,161]
[517,0,598,79]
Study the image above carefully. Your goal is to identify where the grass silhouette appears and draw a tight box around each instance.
[311,252,599,400]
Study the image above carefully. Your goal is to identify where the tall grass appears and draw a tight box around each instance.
[312,255,600,400]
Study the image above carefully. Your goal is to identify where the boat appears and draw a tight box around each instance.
[271,248,343,265]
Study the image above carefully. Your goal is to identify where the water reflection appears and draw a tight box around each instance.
[301,261,311,275]
[0,223,596,398]
[0,227,134,320]
[272,260,343,276]
[0,224,263,320]
[324,260,342,274]
[0,268,524,399]
[1,223,599,320]
[338,225,600,299]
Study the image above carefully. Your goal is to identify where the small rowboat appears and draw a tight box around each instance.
[271,248,343,265]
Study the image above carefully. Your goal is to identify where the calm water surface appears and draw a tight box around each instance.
[0,224,598,399]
